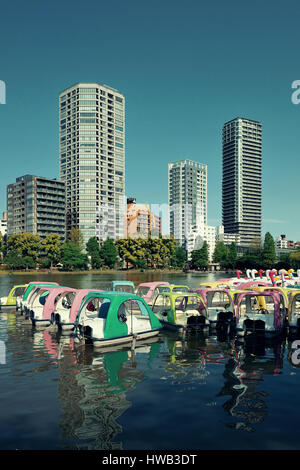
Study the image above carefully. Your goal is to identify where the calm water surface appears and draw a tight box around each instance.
[0,271,300,450]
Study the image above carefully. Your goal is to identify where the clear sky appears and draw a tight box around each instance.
[0,0,300,240]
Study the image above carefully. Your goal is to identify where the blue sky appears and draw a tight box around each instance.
[0,0,300,240]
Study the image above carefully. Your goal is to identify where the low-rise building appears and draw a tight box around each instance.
[216,225,241,246]
[204,225,216,262]
[126,198,161,238]
[186,223,215,262]
[276,234,295,250]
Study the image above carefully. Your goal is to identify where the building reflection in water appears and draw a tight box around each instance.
[41,330,162,449]
[218,337,285,432]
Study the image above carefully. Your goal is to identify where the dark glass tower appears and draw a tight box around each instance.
[222,117,262,246]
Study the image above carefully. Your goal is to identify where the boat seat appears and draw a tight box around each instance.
[98,302,110,319]
[186,309,202,316]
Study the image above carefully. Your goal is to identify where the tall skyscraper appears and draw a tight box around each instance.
[168,159,207,248]
[59,82,125,246]
[222,117,262,246]
[7,175,66,239]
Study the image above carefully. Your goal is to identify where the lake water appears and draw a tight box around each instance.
[1,271,300,451]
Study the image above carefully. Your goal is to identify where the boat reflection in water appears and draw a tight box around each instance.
[159,331,236,391]
[218,337,285,432]
[40,329,163,449]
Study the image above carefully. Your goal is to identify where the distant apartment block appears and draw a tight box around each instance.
[222,117,262,246]
[7,175,66,240]
[276,235,288,250]
[186,224,215,262]
[59,82,125,246]
[276,234,295,250]
[216,225,241,246]
[186,225,205,260]
[204,225,216,262]
[126,198,161,238]
[168,159,207,248]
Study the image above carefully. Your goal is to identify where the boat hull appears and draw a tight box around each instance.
[92,329,160,348]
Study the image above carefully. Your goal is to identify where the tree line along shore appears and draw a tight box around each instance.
[0,229,299,272]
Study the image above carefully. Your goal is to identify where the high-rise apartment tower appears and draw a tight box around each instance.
[168,159,207,248]
[222,117,262,246]
[59,82,125,246]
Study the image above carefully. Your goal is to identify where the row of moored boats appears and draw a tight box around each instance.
[1,268,300,347]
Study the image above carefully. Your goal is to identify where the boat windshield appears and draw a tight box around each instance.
[175,296,201,313]
[114,284,135,293]
[172,286,188,293]
[12,287,27,297]
[157,286,171,293]
[206,291,231,308]
[152,295,171,313]
[61,292,76,309]
[239,295,275,316]
[136,286,150,297]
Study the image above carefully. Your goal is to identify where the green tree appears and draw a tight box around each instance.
[6,233,41,261]
[115,236,179,270]
[249,237,262,253]
[23,256,36,270]
[61,241,88,271]
[41,233,62,268]
[136,258,147,271]
[275,252,291,271]
[213,242,229,269]
[191,242,209,270]
[145,237,169,269]
[290,249,300,270]
[4,250,25,270]
[170,246,187,269]
[4,250,36,270]
[99,238,118,268]
[115,238,136,269]
[226,242,237,269]
[236,251,261,270]
[69,228,84,250]
[86,237,102,269]
[37,257,51,269]
[262,232,276,267]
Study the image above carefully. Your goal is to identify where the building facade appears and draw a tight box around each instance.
[186,224,215,262]
[204,225,216,262]
[59,82,125,246]
[216,225,241,246]
[7,175,66,239]
[276,235,295,250]
[0,212,7,240]
[126,198,161,238]
[168,159,207,248]
[222,117,262,246]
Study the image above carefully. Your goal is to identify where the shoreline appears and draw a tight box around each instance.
[0,268,191,276]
